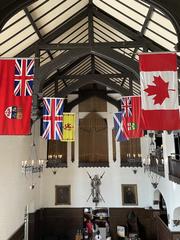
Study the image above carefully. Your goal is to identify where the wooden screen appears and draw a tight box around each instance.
[71,142,75,162]
[112,128,116,162]
[79,85,107,112]
[79,112,109,167]
[47,140,67,167]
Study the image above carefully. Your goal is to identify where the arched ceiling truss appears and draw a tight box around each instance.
[0,0,180,113]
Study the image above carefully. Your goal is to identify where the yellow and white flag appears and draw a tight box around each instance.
[62,113,75,141]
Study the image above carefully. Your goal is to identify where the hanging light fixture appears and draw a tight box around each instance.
[21,123,44,179]
[142,132,163,188]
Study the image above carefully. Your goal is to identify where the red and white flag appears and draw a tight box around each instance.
[0,59,34,135]
[139,53,180,130]
[120,96,144,138]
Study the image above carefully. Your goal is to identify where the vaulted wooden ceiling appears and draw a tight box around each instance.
[0,0,180,115]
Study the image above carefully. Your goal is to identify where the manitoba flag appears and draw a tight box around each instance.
[0,59,34,135]
[139,53,180,130]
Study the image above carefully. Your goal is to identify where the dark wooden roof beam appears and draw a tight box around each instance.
[93,6,166,52]
[17,7,88,57]
[60,73,128,80]
[88,0,94,45]
[40,47,139,90]
[39,41,145,50]
[132,6,154,58]
[57,74,131,97]
[65,89,119,111]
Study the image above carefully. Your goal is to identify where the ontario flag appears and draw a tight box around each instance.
[42,98,64,140]
[113,96,143,141]
[139,53,180,130]
[0,58,34,135]
[121,96,144,138]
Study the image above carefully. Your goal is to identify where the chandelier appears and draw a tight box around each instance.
[21,124,44,186]
[21,142,44,177]
[142,132,164,188]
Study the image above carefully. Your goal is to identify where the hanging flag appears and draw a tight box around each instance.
[0,58,34,135]
[139,53,180,130]
[113,111,129,141]
[62,113,75,142]
[42,98,64,140]
[121,96,144,138]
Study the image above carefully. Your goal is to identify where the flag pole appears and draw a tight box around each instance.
[138,51,178,55]
[0,57,43,59]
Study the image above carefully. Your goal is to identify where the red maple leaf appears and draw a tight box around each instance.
[144,76,175,105]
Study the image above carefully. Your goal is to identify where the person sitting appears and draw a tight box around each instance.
[86,219,94,240]
[84,229,89,240]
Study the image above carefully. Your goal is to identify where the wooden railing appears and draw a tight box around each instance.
[168,156,180,184]
[150,163,165,177]
[7,224,24,240]
[156,215,171,240]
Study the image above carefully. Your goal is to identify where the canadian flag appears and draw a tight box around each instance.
[139,53,180,130]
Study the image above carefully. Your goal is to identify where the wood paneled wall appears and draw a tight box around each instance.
[27,208,180,240]
[29,210,42,240]
[155,215,180,240]
[40,208,83,240]
[156,215,172,240]
[7,224,24,240]
[109,208,157,240]
[172,232,180,240]
[28,208,158,240]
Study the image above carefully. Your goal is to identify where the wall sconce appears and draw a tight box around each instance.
[173,220,180,227]
[127,153,141,174]
[47,154,63,174]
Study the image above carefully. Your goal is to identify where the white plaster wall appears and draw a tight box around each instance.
[0,122,41,240]
[149,131,180,231]
[39,100,180,231]
[2,99,180,240]
[40,102,153,209]
[40,162,153,208]
[151,173,180,231]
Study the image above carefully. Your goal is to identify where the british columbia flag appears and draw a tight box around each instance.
[14,59,34,96]
[121,97,132,117]
[42,98,64,140]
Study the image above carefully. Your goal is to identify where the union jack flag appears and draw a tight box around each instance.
[14,59,34,96]
[42,98,64,140]
[121,97,132,117]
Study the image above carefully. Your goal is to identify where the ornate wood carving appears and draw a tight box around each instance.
[112,128,116,162]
